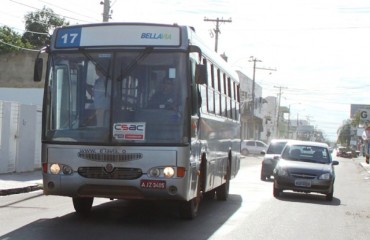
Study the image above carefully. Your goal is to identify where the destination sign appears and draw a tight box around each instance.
[54,24,181,48]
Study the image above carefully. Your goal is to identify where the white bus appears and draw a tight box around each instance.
[34,22,240,219]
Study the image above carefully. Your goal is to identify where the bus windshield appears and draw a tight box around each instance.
[44,50,189,144]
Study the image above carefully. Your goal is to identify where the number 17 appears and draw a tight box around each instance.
[61,33,79,44]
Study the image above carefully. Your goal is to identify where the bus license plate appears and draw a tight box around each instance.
[295,179,311,187]
[140,180,166,189]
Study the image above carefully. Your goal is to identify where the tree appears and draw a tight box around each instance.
[22,6,69,48]
[0,26,32,53]
[337,120,352,146]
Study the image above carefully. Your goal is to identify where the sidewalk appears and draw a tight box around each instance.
[0,169,43,196]
[1,156,370,196]
[352,155,370,173]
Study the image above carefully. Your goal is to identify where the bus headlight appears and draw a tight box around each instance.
[148,168,161,177]
[50,164,61,174]
[163,167,175,178]
[49,163,73,175]
[62,165,73,175]
[148,167,176,178]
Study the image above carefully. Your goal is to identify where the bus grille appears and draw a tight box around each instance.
[78,152,143,162]
[78,167,143,179]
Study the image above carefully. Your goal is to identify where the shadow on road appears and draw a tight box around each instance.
[274,192,341,206]
[1,194,242,240]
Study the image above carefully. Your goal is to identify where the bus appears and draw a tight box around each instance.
[34,22,240,219]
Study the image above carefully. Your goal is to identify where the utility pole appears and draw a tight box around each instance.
[274,85,287,138]
[249,57,261,139]
[101,0,111,22]
[204,17,232,52]
[249,56,276,139]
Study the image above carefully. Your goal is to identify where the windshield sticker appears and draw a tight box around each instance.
[113,122,146,140]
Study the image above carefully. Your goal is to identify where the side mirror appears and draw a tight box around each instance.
[34,58,43,82]
[195,64,207,85]
[332,160,339,166]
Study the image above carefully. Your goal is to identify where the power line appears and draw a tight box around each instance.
[9,0,92,23]
[0,39,38,52]
[38,0,100,22]
[0,24,49,36]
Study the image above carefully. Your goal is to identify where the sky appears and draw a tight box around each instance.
[2,0,370,141]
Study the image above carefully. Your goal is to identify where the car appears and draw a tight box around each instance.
[336,147,352,158]
[260,139,290,180]
[240,140,267,155]
[273,141,339,201]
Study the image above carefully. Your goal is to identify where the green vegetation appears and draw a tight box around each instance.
[0,6,69,52]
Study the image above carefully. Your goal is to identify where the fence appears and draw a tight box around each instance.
[0,100,41,173]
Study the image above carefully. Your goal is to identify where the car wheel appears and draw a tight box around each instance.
[72,197,94,215]
[273,182,281,198]
[260,173,266,181]
[241,149,249,155]
[260,167,265,180]
[326,187,334,201]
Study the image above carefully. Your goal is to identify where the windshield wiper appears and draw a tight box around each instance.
[117,47,153,81]
[79,47,111,96]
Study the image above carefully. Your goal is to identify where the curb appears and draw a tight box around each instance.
[0,184,43,196]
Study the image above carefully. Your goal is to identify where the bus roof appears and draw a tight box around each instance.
[53,22,181,49]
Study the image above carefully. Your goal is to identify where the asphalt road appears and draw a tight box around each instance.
[0,155,369,240]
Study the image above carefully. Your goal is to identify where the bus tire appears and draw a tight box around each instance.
[216,159,231,201]
[203,189,215,200]
[179,197,199,220]
[73,197,94,215]
[179,165,202,220]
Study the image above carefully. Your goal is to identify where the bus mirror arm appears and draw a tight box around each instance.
[34,58,43,82]
[33,46,48,82]
[189,45,208,85]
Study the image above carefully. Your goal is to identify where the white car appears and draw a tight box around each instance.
[241,140,267,155]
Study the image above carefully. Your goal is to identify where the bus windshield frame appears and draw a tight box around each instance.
[43,49,190,145]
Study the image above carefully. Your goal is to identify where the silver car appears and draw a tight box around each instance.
[241,140,267,155]
[273,141,339,201]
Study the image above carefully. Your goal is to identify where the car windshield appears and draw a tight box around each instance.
[266,141,288,154]
[281,145,331,163]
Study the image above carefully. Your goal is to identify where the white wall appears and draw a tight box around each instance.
[0,101,41,173]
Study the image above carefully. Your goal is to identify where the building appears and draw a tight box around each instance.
[237,70,266,140]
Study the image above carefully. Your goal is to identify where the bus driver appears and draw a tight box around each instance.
[148,77,177,110]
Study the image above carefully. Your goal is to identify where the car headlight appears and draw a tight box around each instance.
[275,167,288,176]
[319,173,331,180]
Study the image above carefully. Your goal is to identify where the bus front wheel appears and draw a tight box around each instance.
[216,159,231,201]
[179,197,199,220]
[73,197,94,215]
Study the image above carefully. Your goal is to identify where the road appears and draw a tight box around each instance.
[1,155,370,240]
